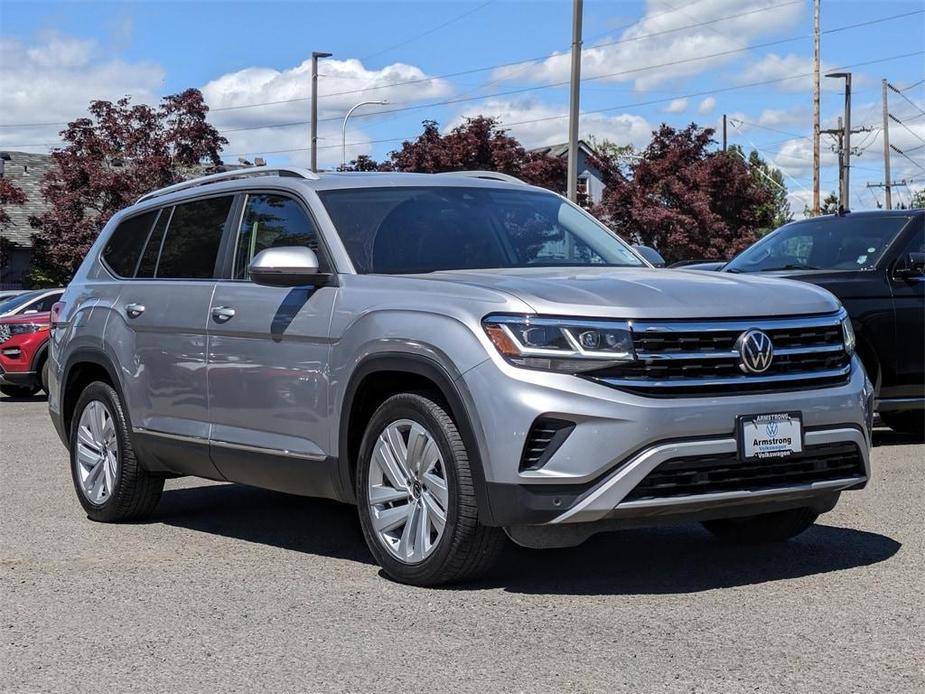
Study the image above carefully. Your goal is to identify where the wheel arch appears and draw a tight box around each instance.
[60,348,125,440]
[337,352,496,524]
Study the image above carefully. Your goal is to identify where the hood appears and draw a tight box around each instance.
[0,311,51,326]
[415,267,841,319]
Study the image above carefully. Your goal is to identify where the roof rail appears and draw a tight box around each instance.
[135,166,320,204]
[435,170,527,185]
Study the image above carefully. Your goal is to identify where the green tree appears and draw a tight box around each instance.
[727,146,791,234]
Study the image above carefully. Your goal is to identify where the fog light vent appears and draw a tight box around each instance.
[520,417,575,472]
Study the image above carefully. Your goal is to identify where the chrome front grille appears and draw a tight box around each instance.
[591,312,851,396]
[0,324,10,344]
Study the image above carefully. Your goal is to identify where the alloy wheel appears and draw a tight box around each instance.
[367,419,449,564]
[75,400,119,505]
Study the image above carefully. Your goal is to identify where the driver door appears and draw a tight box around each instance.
[206,191,338,496]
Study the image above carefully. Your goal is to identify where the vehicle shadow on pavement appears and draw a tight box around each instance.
[155,483,376,565]
[872,428,924,446]
[154,483,900,594]
[479,523,901,595]
[0,393,47,403]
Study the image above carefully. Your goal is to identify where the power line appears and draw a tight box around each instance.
[889,84,925,118]
[891,144,925,173]
[6,49,923,153]
[360,1,496,62]
[3,1,914,131]
[889,114,925,146]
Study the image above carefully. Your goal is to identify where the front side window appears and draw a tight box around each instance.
[317,186,643,274]
[727,216,912,272]
[22,292,63,314]
[102,211,158,277]
[233,194,323,279]
[155,196,233,279]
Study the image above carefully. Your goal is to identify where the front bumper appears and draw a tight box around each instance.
[0,364,38,388]
[463,354,873,526]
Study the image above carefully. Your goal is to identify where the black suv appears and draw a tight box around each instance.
[724,209,924,435]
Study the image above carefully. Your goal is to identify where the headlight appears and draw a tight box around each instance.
[841,316,856,355]
[482,315,634,373]
[9,323,46,336]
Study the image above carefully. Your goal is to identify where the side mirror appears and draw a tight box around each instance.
[896,251,925,279]
[248,246,330,287]
[633,244,666,268]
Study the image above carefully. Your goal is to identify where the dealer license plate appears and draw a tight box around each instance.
[738,412,803,459]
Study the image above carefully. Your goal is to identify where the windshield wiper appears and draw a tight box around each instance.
[758,264,822,271]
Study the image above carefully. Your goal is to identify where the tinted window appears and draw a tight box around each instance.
[136,208,171,278]
[102,211,158,277]
[727,216,912,272]
[155,196,233,279]
[233,194,323,279]
[317,187,642,274]
[0,291,42,314]
[21,292,63,314]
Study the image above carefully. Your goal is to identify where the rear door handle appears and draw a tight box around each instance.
[211,306,236,322]
[125,303,145,319]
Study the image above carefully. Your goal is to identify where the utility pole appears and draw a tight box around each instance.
[867,179,906,209]
[722,114,727,151]
[881,78,893,209]
[825,71,853,211]
[566,0,583,202]
[310,51,332,173]
[812,0,821,214]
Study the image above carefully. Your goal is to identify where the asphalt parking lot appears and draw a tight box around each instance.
[1,395,923,693]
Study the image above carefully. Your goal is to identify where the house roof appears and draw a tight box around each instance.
[527,140,598,159]
[0,151,54,248]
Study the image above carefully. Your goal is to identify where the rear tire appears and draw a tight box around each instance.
[356,393,505,586]
[880,410,925,438]
[702,507,819,543]
[0,384,38,398]
[69,381,163,522]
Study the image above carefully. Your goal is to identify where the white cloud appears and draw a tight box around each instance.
[201,57,455,168]
[0,32,164,151]
[698,96,717,114]
[447,99,655,150]
[736,53,863,92]
[663,98,688,113]
[490,0,804,91]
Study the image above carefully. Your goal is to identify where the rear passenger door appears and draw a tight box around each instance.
[206,191,338,496]
[108,195,235,478]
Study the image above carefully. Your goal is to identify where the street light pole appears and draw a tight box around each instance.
[342,100,388,170]
[310,51,333,173]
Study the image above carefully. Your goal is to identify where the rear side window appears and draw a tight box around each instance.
[232,193,324,279]
[136,208,172,278]
[102,211,158,277]
[155,196,233,279]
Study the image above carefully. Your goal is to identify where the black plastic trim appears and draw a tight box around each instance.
[337,352,494,523]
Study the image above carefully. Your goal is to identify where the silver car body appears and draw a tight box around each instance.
[49,169,873,544]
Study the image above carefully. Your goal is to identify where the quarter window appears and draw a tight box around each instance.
[233,194,323,279]
[135,207,172,279]
[102,211,158,277]
[155,196,233,279]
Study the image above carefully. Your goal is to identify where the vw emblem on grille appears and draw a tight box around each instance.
[736,329,774,374]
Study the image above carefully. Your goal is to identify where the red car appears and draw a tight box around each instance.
[0,311,51,397]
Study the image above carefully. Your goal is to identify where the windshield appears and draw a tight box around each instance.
[317,186,645,274]
[0,291,40,314]
[726,215,911,272]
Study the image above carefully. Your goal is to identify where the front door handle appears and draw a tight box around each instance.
[125,303,145,319]
[211,306,236,322]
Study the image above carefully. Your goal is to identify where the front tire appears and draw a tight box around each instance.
[356,393,504,586]
[702,507,819,543]
[69,381,164,522]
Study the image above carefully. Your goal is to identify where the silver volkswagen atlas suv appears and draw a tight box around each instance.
[48,167,874,586]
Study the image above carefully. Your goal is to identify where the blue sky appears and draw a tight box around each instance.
[1,0,923,213]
